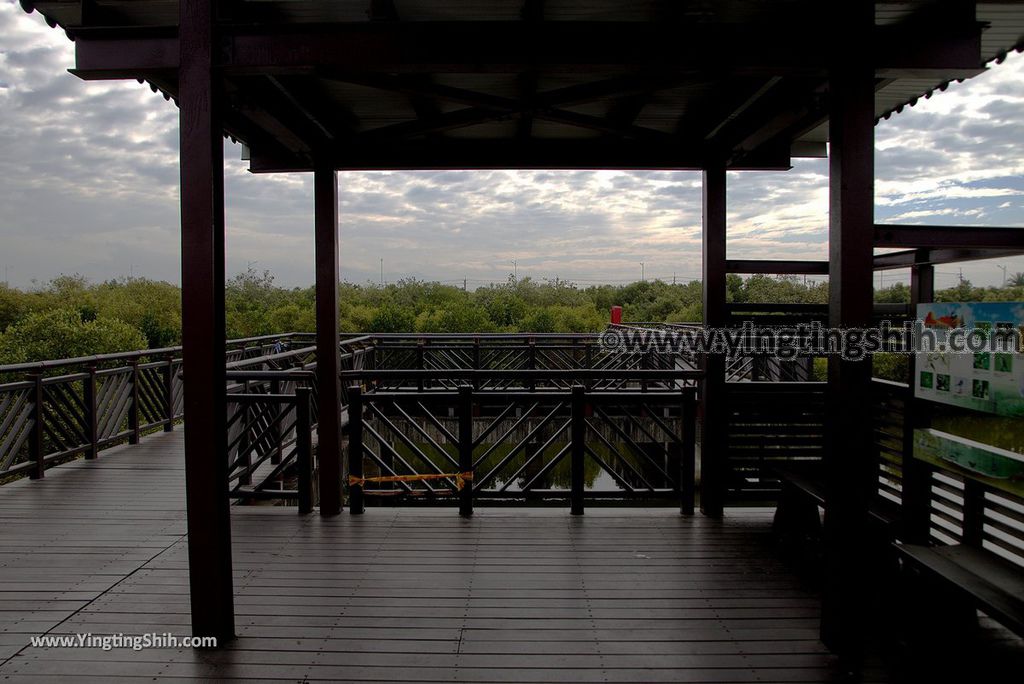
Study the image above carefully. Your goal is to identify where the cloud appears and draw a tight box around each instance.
[0,0,1022,292]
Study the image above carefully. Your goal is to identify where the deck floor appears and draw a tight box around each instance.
[0,431,899,682]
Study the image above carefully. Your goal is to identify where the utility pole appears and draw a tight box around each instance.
[512,259,517,280]
[463,278,467,291]
[380,258,384,287]
[640,262,645,282]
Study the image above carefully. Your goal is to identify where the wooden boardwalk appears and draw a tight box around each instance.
[0,431,863,682]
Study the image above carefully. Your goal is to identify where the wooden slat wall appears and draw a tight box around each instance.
[871,380,908,511]
[723,382,826,504]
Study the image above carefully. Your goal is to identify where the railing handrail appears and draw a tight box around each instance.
[342,369,703,380]
[871,377,911,391]
[367,332,609,340]
[0,347,182,373]
[0,332,314,374]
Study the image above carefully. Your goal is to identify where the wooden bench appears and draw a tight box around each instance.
[771,463,826,544]
[772,462,899,542]
[893,542,1024,637]
[891,429,1024,639]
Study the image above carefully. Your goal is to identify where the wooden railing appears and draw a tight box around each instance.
[0,333,314,480]
[345,378,698,512]
[226,386,314,513]
[368,332,697,391]
[6,329,924,516]
[0,349,185,479]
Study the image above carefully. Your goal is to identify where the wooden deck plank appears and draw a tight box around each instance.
[0,429,873,682]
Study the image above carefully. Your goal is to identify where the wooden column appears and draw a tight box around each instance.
[315,160,343,516]
[910,251,934,306]
[700,163,727,517]
[178,0,234,642]
[820,7,874,663]
[903,252,935,544]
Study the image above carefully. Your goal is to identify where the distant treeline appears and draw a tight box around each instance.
[1,269,1023,365]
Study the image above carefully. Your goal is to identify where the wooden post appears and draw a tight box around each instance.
[902,255,934,543]
[314,159,343,516]
[179,0,234,643]
[640,342,650,393]
[295,387,314,515]
[416,339,425,391]
[570,385,585,515]
[270,378,282,464]
[348,386,364,514]
[527,338,536,391]
[961,480,985,547]
[163,354,175,431]
[128,360,141,445]
[458,385,474,517]
[584,341,593,390]
[820,8,874,663]
[472,337,481,390]
[700,162,727,517]
[236,384,251,487]
[29,374,45,479]
[84,363,99,459]
[681,390,696,516]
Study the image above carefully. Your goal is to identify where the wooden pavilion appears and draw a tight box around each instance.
[15,0,1024,674]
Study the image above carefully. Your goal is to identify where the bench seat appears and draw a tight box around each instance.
[893,542,1024,637]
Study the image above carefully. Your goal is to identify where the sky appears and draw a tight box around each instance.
[0,1,1022,291]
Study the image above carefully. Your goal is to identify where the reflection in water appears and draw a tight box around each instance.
[362,422,680,493]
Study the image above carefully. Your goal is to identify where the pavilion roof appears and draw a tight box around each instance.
[22,0,1024,171]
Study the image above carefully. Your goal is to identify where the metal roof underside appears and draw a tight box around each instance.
[21,0,1024,172]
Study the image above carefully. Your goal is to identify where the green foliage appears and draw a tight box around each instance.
[370,304,417,333]
[872,353,909,383]
[267,304,316,334]
[812,357,828,382]
[416,305,494,333]
[521,308,556,333]
[477,288,527,329]
[2,271,1024,363]
[874,282,910,304]
[0,285,27,333]
[744,275,827,304]
[92,278,182,348]
[0,309,146,365]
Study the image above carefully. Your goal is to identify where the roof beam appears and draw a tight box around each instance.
[516,71,538,140]
[369,0,399,22]
[874,247,1024,271]
[247,138,791,173]
[874,224,1024,249]
[72,35,178,79]
[520,0,544,23]
[607,93,650,128]
[346,77,677,143]
[726,260,830,275]
[70,18,983,78]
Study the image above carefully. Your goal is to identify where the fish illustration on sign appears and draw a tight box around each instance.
[924,311,960,329]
